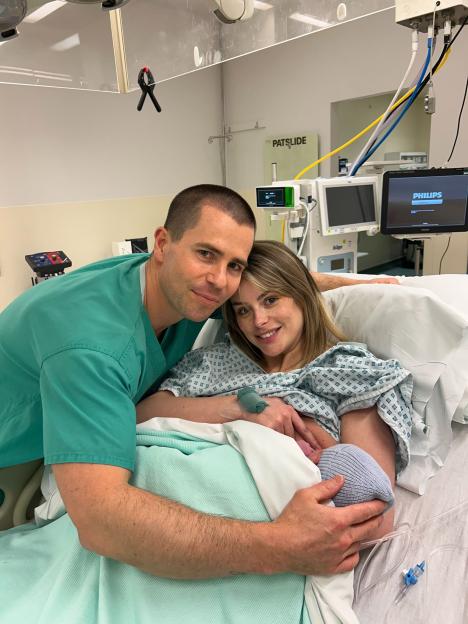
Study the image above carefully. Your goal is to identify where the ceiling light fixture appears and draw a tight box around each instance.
[289,12,331,29]
[66,0,130,10]
[253,1,273,10]
[213,0,254,24]
[24,1,67,23]
[0,0,27,41]
[0,64,73,81]
[50,32,81,51]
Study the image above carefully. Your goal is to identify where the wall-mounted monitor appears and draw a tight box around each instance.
[380,167,468,235]
[256,185,298,208]
[317,176,379,236]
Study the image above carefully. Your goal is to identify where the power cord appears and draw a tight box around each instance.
[438,234,452,274]
[444,74,468,164]
[297,198,316,257]
[351,33,433,174]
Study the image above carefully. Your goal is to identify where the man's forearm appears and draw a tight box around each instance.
[311,271,362,292]
[312,272,399,291]
[55,461,386,579]
[80,483,277,579]
[136,391,244,424]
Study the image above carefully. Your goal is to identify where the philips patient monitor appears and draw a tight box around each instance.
[380,167,468,235]
[316,176,379,236]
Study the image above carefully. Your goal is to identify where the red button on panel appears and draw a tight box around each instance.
[46,252,60,264]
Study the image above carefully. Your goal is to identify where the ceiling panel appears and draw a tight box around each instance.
[0,0,394,92]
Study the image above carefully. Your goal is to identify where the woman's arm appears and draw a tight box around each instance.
[136,391,321,451]
[340,406,396,537]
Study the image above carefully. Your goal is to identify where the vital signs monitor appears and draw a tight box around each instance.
[316,176,379,236]
[380,167,468,235]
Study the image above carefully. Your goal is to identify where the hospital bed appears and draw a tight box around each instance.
[194,272,468,623]
[321,274,468,623]
[1,273,467,623]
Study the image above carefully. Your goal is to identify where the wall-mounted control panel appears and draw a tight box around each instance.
[25,250,72,278]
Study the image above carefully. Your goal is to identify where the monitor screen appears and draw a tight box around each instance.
[318,177,378,236]
[381,168,468,235]
[325,185,376,227]
[256,187,285,207]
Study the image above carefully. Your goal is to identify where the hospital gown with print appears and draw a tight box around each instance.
[160,340,413,474]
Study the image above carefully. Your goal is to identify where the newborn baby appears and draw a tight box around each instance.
[237,386,394,508]
[298,440,394,508]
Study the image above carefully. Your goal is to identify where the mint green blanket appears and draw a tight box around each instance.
[0,430,310,624]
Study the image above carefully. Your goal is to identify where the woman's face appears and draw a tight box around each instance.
[230,278,305,372]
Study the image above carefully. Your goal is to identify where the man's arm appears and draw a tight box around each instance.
[53,462,385,579]
[311,272,399,292]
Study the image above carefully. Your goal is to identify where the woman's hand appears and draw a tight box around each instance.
[242,397,322,459]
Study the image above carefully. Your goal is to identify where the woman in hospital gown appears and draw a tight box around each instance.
[137,240,413,536]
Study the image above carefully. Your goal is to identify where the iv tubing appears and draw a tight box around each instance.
[355,497,468,601]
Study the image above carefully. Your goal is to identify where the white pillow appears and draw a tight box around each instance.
[323,284,468,494]
[400,275,468,425]
[399,274,468,320]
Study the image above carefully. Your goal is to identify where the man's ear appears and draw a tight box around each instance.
[153,227,170,262]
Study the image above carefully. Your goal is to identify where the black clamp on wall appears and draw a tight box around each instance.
[137,67,162,113]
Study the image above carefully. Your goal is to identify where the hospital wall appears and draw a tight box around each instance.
[0,65,225,310]
[222,7,468,275]
[0,191,263,310]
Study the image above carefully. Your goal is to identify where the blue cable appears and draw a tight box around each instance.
[350,37,433,176]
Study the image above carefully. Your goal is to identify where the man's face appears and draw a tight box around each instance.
[155,204,255,323]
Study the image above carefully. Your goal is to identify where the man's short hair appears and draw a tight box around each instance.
[164,184,256,241]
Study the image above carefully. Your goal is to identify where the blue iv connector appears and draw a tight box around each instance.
[395,560,426,604]
[403,561,426,586]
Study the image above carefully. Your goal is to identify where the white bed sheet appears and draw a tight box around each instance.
[353,422,468,623]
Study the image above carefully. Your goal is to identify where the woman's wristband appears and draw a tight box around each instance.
[237,387,269,414]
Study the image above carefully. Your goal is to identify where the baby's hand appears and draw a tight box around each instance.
[295,438,322,464]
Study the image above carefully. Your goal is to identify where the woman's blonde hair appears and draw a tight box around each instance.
[222,240,346,369]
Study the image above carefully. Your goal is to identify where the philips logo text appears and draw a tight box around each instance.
[412,191,442,200]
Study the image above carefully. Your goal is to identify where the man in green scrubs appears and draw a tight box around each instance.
[0,184,390,578]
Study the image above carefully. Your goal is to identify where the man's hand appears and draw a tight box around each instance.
[312,271,400,291]
[270,475,386,575]
[242,397,321,453]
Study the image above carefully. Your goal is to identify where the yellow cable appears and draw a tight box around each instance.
[281,219,285,242]
[294,48,451,180]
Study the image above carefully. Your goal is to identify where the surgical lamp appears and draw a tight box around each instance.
[66,0,130,11]
[0,0,27,41]
[212,0,253,24]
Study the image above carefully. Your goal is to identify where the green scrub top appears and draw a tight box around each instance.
[0,254,208,471]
